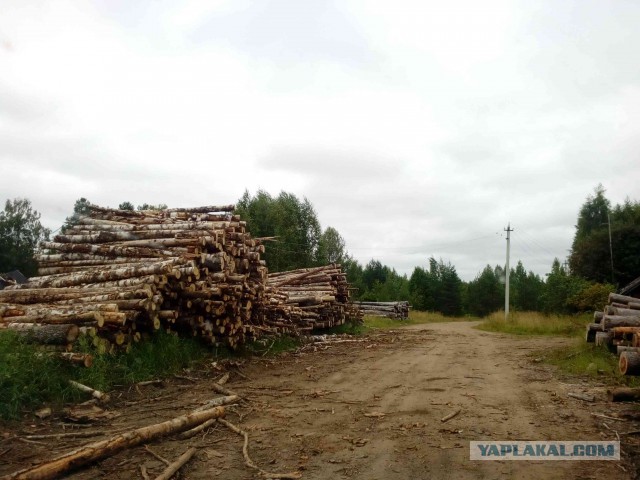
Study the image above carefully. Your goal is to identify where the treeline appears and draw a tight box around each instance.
[0,185,633,317]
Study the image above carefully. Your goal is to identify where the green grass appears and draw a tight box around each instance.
[477,311,590,336]
[545,340,640,387]
[0,330,212,420]
[243,335,302,356]
[363,310,480,330]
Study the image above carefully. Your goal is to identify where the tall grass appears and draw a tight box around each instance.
[477,311,590,336]
[363,310,480,330]
[0,330,211,420]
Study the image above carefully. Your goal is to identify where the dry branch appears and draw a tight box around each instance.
[1,406,225,480]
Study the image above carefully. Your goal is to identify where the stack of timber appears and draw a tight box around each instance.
[587,292,640,376]
[0,203,290,351]
[0,204,362,354]
[350,301,410,319]
[266,264,361,331]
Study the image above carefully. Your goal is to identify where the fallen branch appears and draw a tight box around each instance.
[211,383,237,397]
[218,418,301,479]
[154,447,197,480]
[143,445,170,466]
[2,406,225,480]
[69,380,110,403]
[194,395,239,412]
[177,418,218,440]
[22,431,105,441]
[441,409,461,423]
[568,392,595,402]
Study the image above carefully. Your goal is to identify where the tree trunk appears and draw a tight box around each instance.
[619,351,640,376]
[603,315,640,329]
[607,387,640,402]
[5,323,79,345]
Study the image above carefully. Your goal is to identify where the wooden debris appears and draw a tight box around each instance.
[69,380,110,403]
[153,447,197,480]
[608,387,640,402]
[440,409,461,423]
[568,392,596,402]
[2,406,225,480]
[218,418,302,479]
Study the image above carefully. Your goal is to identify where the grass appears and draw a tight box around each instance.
[545,340,640,388]
[0,330,212,420]
[363,310,480,330]
[476,311,590,337]
[475,311,640,385]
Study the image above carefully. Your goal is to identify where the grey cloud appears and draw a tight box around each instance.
[189,0,375,66]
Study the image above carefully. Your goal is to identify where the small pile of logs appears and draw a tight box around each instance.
[350,301,410,319]
[587,292,640,375]
[0,203,360,354]
[266,264,361,331]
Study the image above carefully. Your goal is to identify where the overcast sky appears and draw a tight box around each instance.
[2,0,639,281]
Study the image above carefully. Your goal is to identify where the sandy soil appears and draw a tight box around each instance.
[1,322,636,479]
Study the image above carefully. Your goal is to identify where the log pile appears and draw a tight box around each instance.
[587,292,640,375]
[350,301,410,319]
[266,264,362,331]
[0,204,292,351]
[0,204,360,353]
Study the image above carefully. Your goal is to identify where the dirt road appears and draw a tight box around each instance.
[0,322,632,479]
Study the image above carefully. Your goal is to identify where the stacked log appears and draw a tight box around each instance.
[350,301,410,319]
[0,203,360,353]
[588,292,640,375]
[0,204,285,351]
[266,264,361,331]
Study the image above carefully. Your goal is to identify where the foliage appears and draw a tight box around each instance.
[235,190,325,272]
[0,198,50,276]
[510,261,545,311]
[118,201,135,211]
[409,257,462,316]
[62,197,91,232]
[466,265,503,317]
[317,226,347,264]
[569,186,640,287]
[0,330,211,420]
[137,203,168,211]
[540,259,588,314]
[0,330,73,419]
[566,282,615,312]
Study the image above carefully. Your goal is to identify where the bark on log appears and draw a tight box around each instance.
[60,352,93,367]
[595,331,613,347]
[0,406,225,480]
[5,323,79,345]
[620,352,640,376]
[610,293,640,305]
[603,315,640,329]
[617,346,640,355]
[608,387,640,402]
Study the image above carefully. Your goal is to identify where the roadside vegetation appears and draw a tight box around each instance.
[0,330,212,420]
[477,311,590,336]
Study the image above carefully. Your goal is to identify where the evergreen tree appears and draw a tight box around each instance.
[0,198,50,276]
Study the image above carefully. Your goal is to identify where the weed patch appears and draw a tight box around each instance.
[477,311,589,336]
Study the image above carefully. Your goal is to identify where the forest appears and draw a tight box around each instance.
[1,185,637,317]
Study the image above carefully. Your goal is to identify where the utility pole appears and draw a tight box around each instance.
[607,213,614,284]
[505,223,513,320]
